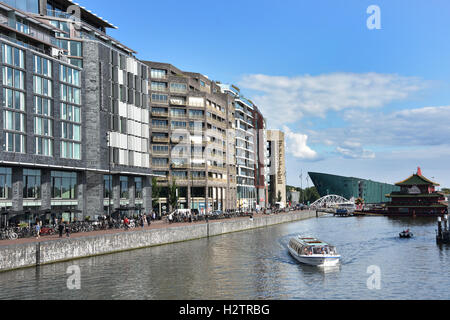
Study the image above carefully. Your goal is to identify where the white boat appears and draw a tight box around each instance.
[288,236,341,267]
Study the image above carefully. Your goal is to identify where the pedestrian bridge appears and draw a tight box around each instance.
[310,195,355,209]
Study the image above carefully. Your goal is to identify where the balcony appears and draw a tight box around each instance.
[171,163,189,169]
[152,111,169,118]
[156,176,168,182]
[152,125,169,131]
[152,136,169,143]
[152,148,169,156]
[170,98,187,106]
[152,163,169,170]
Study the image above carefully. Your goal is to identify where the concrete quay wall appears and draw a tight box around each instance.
[0,211,322,272]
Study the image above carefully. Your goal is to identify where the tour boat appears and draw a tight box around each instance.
[288,236,341,267]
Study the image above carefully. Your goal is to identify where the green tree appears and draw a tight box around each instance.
[152,177,161,202]
[168,179,179,212]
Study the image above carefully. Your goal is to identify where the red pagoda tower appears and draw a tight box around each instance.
[385,168,447,216]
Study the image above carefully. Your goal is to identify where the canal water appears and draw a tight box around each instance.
[1,215,450,300]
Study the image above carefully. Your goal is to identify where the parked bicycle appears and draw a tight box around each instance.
[0,228,18,240]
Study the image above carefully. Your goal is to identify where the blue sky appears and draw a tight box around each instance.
[81,0,450,188]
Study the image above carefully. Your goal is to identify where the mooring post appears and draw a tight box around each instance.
[437,216,443,242]
[35,242,41,267]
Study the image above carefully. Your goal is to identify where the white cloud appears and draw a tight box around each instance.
[239,72,426,127]
[283,126,318,160]
[335,146,376,159]
[310,105,450,148]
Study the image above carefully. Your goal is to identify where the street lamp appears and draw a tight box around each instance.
[107,132,112,220]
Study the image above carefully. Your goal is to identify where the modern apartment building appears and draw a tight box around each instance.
[143,61,237,214]
[266,130,286,207]
[217,84,268,210]
[0,0,153,223]
[253,107,269,209]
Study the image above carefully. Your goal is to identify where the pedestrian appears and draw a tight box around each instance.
[35,221,41,239]
[65,222,70,237]
[147,214,151,226]
[152,211,156,221]
[142,214,146,228]
[58,220,64,238]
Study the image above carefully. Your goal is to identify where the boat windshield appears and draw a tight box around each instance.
[310,246,337,255]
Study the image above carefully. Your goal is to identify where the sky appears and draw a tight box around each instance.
[79,0,450,188]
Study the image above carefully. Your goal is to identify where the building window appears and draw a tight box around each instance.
[3,88,25,111]
[60,103,81,122]
[34,117,52,137]
[35,96,52,116]
[151,81,167,92]
[23,169,41,199]
[151,69,167,79]
[61,122,81,141]
[60,65,80,86]
[60,84,80,104]
[2,44,24,68]
[61,141,81,160]
[49,20,70,38]
[3,132,26,153]
[6,0,39,13]
[0,167,12,199]
[33,76,52,97]
[120,176,128,199]
[152,119,168,128]
[3,110,25,132]
[104,175,112,199]
[34,55,52,77]
[172,171,187,179]
[170,108,186,117]
[170,83,187,93]
[152,145,169,153]
[152,158,168,166]
[68,58,83,69]
[151,93,168,104]
[3,67,25,89]
[135,177,143,199]
[51,171,77,199]
[35,137,53,156]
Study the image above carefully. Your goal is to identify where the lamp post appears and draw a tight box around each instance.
[107,132,112,220]
[300,171,303,205]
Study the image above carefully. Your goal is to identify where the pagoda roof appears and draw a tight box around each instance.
[395,174,440,187]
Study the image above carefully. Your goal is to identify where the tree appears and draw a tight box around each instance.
[152,177,161,202]
[168,179,179,212]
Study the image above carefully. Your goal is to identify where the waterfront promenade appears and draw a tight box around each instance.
[0,210,322,272]
[0,211,295,247]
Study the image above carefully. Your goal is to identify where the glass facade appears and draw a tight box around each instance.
[23,169,41,199]
[51,171,77,199]
[4,0,39,14]
[0,168,12,199]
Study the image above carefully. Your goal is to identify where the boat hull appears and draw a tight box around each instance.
[288,247,340,267]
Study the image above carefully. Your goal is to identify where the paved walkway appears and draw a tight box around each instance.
[0,212,299,247]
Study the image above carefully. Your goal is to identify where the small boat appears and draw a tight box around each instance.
[288,236,341,267]
[399,230,413,238]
